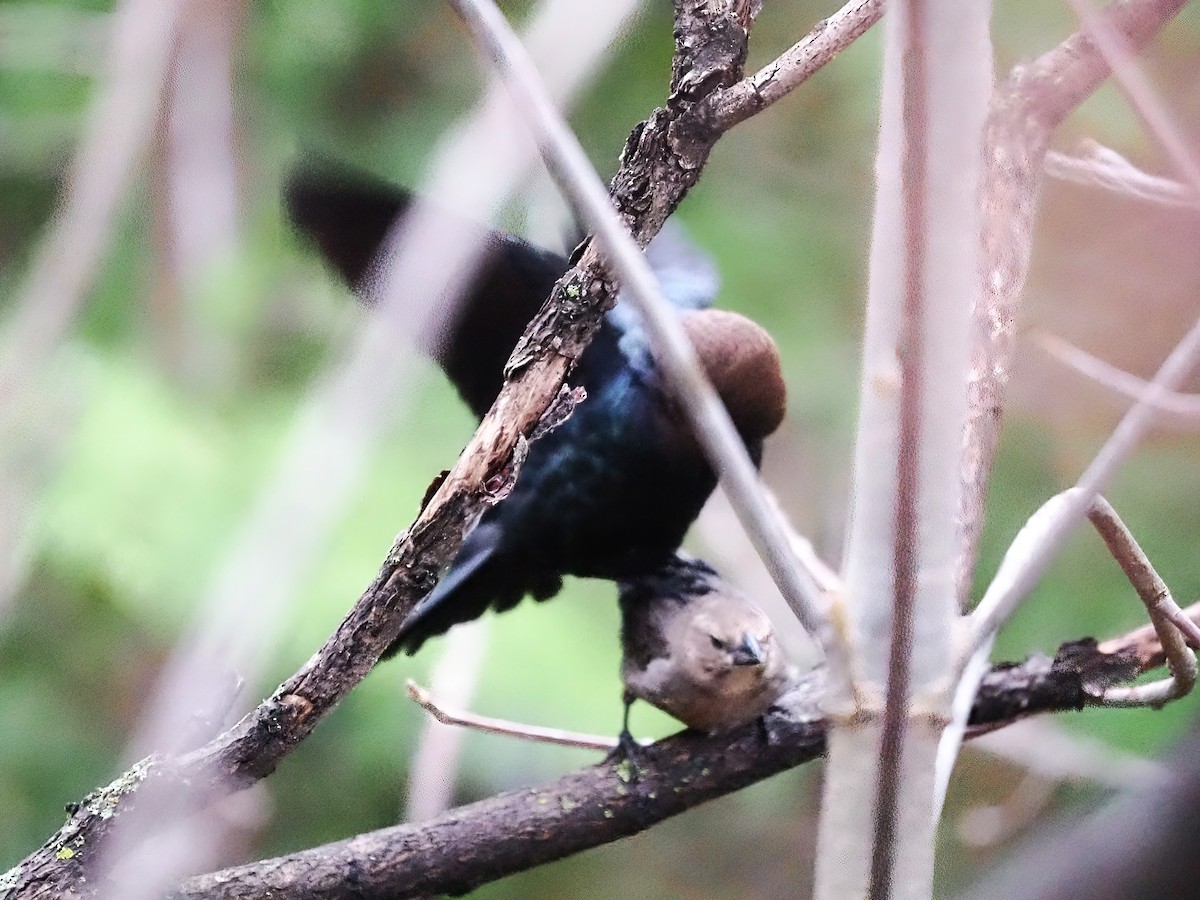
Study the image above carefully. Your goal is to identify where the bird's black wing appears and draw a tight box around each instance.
[286,164,569,417]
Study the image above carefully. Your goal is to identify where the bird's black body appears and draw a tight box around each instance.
[287,167,775,655]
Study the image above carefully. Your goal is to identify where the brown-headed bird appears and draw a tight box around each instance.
[286,166,788,663]
[618,554,797,736]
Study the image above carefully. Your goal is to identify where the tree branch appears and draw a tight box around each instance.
[170,606,1195,900]
[956,0,1190,604]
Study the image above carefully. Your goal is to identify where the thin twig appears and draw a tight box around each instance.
[966,312,1200,654]
[1085,495,1197,707]
[1063,0,1200,199]
[407,681,628,752]
[447,0,839,662]
[1099,597,1200,668]
[969,718,1166,790]
[1045,142,1200,209]
[1039,331,1200,426]
[404,621,492,821]
[704,0,885,133]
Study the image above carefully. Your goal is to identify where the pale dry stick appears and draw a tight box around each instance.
[704,0,885,132]
[1045,143,1200,209]
[164,0,244,285]
[966,316,1200,653]
[956,773,1058,850]
[407,681,626,752]
[1064,0,1200,198]
[1039,331,1200,425]
[404,619,492,822]
[0,0,183,414]
[838,0,988,893]
[447,0,839,663]
[1085,495,1198,706]
[970,718,1167,791]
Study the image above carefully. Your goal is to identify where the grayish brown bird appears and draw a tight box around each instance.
[618,555,797,736]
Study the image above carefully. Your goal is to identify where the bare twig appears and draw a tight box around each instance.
[1040,332,1200,425]
[407,681,627,752]
[447,0,839,656]
[1063,0,1200,198]
[956,773,1058,849]
[1085,496,1198,707]
[1045,142,1200,209]
[404,621,492,821]
[704,0,885,133]
[969,718,1166,790]
[967,309,1200,654]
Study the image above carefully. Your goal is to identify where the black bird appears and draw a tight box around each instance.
[286,166,787,657]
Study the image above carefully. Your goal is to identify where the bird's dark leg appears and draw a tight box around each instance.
[606,690,645,779]
[755,706,783,747]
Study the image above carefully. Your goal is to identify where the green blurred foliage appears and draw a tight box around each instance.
[1,1,1199,896]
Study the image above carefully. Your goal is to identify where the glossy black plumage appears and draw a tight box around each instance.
[286,166,785,655]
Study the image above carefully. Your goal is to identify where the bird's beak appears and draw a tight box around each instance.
[731,634,764,667]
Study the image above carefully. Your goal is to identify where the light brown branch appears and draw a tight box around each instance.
[704,0,885,133]
[1085,496,1198,706]
[956,0,1190,605]
[407,680,626,752]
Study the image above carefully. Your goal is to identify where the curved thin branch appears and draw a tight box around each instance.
[1045,143,1200,210]
[1040,332,1200,426]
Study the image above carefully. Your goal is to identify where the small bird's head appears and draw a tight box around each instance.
[677,592,779,681]
[680,309,787,441]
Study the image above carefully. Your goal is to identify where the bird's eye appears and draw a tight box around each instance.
[709,635,725,650]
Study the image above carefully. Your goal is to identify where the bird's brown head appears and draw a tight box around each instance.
[679,591,780,680]
[680,309,787,441]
